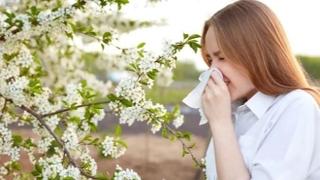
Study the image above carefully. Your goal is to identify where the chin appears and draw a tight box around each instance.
[231,95,243,103]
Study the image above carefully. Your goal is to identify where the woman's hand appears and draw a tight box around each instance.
[201,71,232,125]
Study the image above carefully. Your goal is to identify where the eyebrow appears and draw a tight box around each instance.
[212,50,221,56]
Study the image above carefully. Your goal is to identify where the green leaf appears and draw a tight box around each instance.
[94,173,109,180]
[72,0,86,9]
[183,33,189,40]
[30,6,41,16]
[63,177,75,180]
[8,161,21,171]
[161,127,168,138]
[169,134,176,141]
[119,98,133,107]
[182,131,191,141]
[23,138,36,149]
[12,134,23,147]
[102,32,112,44]
[107,93,118,101]
[146,69,159,80]
[69,116,81,124]
[188,41,201,53]
[31,163,43,176]
[127,63,139,72]
[182,148,189,157]
[114,124,122,137]
[116,139,128,148]
[172,104,180,117]
[187,34,201,40]
[116,0,129,10]
[188,143,196,149]
[27,79,43,95]
[138,50,144,58]
[84,31,97,37]
[3,52,19,62]
[139,79,149,86]
[137,42,146,49]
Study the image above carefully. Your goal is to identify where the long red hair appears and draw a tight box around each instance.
[201,0,320,105]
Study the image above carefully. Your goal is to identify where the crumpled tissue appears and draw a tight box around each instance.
[182,67,223,125]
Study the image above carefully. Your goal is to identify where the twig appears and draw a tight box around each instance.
[165,124,203,168]
[0,98,8,120]
[42,100,110,118]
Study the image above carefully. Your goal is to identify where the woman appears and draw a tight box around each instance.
[200,0,320,179]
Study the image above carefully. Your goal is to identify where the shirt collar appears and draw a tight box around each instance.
[233,91,277,119]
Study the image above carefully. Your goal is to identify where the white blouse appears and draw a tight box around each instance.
[205,89,320,180]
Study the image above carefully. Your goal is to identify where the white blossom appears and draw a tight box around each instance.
[115,77,145,104]
[162,40,174,59]
[62,125,79,150]
[14,46,33,68]
[150,121,162,134]
[6,76,29,105]
[172,115,184,129]
[59,165,81,179]
[90,109,105,126]
[0,167,8,176]
[15,14,31,31]
[0,63,20,80]
[119,106,146,126]
[45,115,60,131]
[80,152,97,176]
[101,136,126,159]
[32,87,60,114]
[37,136,55,153]
[63,83,83,106]
[0,123,21,161]
[38,155,64,179]
[138,52,160,74]
[114,164,141,180]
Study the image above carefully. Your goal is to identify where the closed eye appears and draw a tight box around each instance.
[206,55,212,65]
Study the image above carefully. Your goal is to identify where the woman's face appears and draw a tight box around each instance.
[204,26,257,102]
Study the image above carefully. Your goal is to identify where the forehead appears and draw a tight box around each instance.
[204,26,219,54]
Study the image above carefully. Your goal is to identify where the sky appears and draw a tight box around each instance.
[120,0,320,70]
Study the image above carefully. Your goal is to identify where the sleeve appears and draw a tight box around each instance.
[249,94,320,180]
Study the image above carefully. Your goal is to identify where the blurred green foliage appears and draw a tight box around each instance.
[297,55,320,80]
[173,60,201,81]
[145,85,195,105]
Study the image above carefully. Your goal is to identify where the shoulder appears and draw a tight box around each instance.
[264,89,320,126]
[277,89,319,110]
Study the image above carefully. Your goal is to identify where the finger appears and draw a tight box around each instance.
[207,78,217,92]
[202,88,212,100]
[206,79,217,94]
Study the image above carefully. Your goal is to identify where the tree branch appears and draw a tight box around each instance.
[42,100,111,118]
[19,105,99,179]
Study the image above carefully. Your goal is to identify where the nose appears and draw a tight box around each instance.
[210,57,221,68]
[209,63,228,82]
[210,59,220,69]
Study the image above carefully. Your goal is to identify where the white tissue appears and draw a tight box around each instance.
[182,67,223,125]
